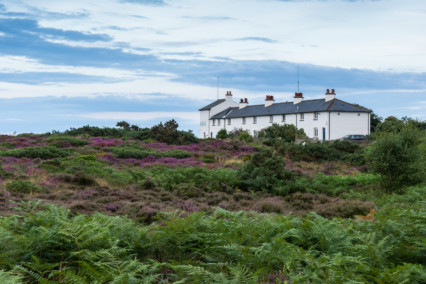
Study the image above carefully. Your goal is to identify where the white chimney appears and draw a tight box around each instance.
[325,89,336,102]
[239,98,248,109]
[265,95,275,107]
[225,90,233,101]
[293,92,303,104]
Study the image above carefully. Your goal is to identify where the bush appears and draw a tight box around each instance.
[109,147,161,159]
[238,148,294,191]
[216,129,229,139]
[149,119,198,145]
[365,127,425,192]
[163,150,193,159]
[6,180,39,194]
[45,136,89,148]
[258,123,305,142]
[0,146,70,159]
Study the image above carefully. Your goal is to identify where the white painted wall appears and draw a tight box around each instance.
[199,110,210,138]
[330,112,370,140]
[199,99,238,138]
[201,100,370,140]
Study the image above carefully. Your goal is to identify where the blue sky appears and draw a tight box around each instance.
[0,0,425,135]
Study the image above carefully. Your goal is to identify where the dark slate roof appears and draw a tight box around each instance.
[210,99,370,119]
[199,99,226,111]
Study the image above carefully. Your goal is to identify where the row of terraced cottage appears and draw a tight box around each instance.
[199,89,371,140]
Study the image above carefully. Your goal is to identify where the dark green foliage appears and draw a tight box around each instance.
[276,141,365,165]
[109,147,162,159]
[0,146,70,159]
[149,119,198,145]
[163,150,192,159]
[365,127,425,192]
[216,129,229,139]
[258,123,306,142]
[109,147,192,159]
[65,125,125,137]
[45,136,89,148]
[370,112,383,133]
[0,192,424,283]
[238,148,294,191]
[116,120,131,130]
[149,166,238,192]
[0,165,14,179]
[6,180,39,194]
[228,128,254,143]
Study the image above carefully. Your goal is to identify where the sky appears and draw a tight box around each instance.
[0,0,425,135]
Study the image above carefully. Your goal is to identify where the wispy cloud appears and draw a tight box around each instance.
[76,111,199,122]
[234,37,277,43]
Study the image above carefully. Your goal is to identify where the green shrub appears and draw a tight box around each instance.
[163,150,192,159]
[258,123,305,142]
[109,147,161,159]
[365,127,425,192]
[238,148,294,191]
[0,146,70,159]
[216,129,229,139]
[45,136,89,148]
[6,180,39,194]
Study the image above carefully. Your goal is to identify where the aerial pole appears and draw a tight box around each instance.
[217,76,220,100]
[297,64,300,93]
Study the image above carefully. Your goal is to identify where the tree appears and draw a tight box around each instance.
[258,124,305,143]
[365,127,425,192]
[216,129,229,139]
[370,112,383,133]
[116,121,130,131]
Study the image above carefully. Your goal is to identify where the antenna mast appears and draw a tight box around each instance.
[297,65,300,93]
[217,76,220,100]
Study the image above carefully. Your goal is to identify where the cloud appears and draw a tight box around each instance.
[119,0,166,5]
[76,111,199,122]
[234,37,277,43]
[182,15,235,21]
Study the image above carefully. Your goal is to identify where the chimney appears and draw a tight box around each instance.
[225,90,233,101]
[265,95,275,107]
[239,98,248,109]
[325,88,336,102]
[293,92,303,104]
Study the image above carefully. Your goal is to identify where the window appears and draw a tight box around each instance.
[253,116,257,124]
[358,113,360,116]
[242,117,246,124]
[218,119,221,126]
[253,130,258,137]
[314,112,319,120]
[212,119,216,126]
[227,118,231,125]
[314,127,318,137]
[282,114,286,122]
[337,112,340,115]
[269,115,273,123]
[300,113,304,121]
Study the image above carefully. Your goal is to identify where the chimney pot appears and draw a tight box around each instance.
[245,98,248,103]
[331,89,335,94]
[326,89,330,94]
[240,98,243,103]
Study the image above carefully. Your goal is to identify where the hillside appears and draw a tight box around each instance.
[0,126,424,283]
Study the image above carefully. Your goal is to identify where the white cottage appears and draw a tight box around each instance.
[199,89,371,140]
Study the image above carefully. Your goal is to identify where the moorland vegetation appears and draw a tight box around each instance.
[0,117,424,283]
